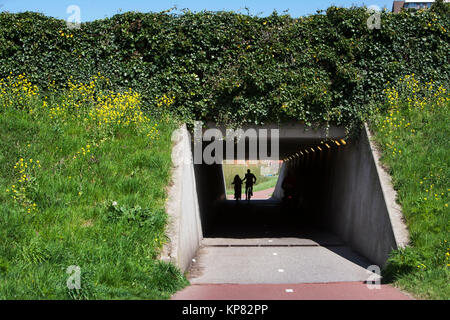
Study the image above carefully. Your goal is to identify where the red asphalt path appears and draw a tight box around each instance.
[252,187,275,200]
[227,188,275,200]
[171,282,412,300]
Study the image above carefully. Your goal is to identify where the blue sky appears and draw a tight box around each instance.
[0,0,393,21]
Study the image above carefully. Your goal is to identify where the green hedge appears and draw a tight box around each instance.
[0,3,449,132]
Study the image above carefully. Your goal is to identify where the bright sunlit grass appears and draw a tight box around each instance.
[371,75,449,300]
[0,75,188,299]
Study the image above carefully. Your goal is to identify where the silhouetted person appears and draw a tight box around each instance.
[242,169,257,201]
[282,172,296,196]
[232,175,243,201]
[282,171,297,207]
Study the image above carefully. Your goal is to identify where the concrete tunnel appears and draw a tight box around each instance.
[188,123,403,268]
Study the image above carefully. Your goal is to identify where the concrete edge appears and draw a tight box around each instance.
[160,125,184,267]
[160,124,203,273]
[364,123,410,249]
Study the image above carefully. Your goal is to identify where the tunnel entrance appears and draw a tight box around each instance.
[178,122,406,283]
[167,122,406,279]
[192,123,350,241]
[223,161,280,201]
[187,123,382,284]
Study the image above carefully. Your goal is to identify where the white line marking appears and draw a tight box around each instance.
[278,269,285,273]
[285,289,294,293]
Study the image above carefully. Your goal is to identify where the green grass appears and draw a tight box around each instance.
[370,79,449,299]
[0,90,188,299]
[251,176,279,193]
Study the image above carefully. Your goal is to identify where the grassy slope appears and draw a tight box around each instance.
[0,108,188,299]
[370,81,449,299]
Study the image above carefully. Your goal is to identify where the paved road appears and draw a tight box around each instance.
[227,187,275,200]
[252,187,275,199]
[173,204,412,300]
[172,283,412,300]
[188,239,375,284]
[172,235,412,300]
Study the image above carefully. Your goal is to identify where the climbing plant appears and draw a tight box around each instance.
[0,3,448,133]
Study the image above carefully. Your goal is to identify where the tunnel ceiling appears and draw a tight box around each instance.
[192,123,347,160]
[195,139,330,159]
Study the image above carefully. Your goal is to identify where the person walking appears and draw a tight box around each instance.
[232,174,243,201]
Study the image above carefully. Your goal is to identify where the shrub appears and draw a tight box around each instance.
[0,6,448,133]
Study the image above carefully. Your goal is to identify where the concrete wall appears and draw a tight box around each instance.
[272,162,286,200]
[278,125,409,267]
[318,126,409,267]
[193,163,226,236]
[162,125,203,272]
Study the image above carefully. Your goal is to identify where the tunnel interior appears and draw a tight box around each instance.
[192,124,352,243]
[185,123,401,268]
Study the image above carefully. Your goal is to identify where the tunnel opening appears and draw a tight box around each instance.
[223,160,281,201]
[196,146,347,242]
[191,123,355,245]
[169,123,405,277]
